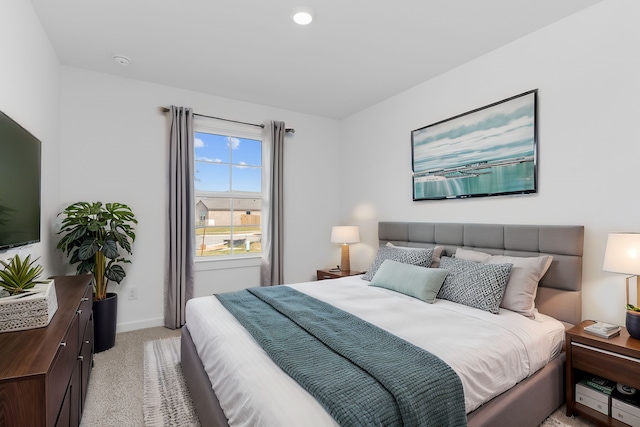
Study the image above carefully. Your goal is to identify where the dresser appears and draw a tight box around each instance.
[0,274,94,427]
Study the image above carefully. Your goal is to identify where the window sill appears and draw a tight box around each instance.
[194,255,261,272]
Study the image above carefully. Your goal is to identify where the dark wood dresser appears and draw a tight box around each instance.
[0,274,94,427]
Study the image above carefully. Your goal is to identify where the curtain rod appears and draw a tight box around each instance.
[159,107,295,133]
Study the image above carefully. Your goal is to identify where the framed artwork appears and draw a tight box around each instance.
[411,90,538,201]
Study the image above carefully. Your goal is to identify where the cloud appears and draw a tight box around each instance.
[227,136,240,150]
[235,161,248,169]
[194,137,205,148]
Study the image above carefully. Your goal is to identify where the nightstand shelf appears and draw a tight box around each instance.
[566,320,640,427]
[316,269,364,281]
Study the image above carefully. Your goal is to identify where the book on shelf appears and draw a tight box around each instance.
[580,375,616,395]
[584,321,621,338]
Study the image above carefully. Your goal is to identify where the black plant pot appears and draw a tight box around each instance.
[93,292,118,353]
[626,310,640,340]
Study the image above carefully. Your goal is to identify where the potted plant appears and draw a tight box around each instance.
[0,254,59,333]
[57,201,137,352]
[0,254,46,296]
[627,304,640,340]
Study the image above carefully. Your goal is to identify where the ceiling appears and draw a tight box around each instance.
[30,0,601,119]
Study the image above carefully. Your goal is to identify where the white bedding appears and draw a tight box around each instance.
[185,276,565,427]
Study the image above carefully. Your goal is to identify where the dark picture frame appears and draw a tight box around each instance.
[411,90,538,201]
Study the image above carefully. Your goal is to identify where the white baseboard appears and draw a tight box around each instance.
[116,317,165,333]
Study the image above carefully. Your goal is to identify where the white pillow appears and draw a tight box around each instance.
[455,248,553,318]
[385,242,444,268]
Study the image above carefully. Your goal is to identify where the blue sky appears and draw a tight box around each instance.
[194,132,261,192]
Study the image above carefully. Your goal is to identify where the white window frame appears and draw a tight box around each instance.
[193,117,263,268]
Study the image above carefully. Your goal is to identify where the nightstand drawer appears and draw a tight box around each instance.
[317,271,340,280]
[576,382,609,415]
[316,269,364,281]
[572,342,640,387]
[613,405,640,427]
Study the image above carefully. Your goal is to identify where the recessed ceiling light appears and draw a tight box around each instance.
[113,55,131,66]
[291,7,315,25]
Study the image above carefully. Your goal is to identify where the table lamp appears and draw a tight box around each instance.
[603,232,640,339]
[331,226,360,271]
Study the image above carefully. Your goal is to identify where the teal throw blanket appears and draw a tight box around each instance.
[216,286,467,427]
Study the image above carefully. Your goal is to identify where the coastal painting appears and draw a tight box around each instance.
[412,90,538,201]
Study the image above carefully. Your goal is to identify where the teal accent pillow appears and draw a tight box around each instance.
[369,259,449,303]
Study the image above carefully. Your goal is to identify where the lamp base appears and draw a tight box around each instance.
[627,310,640,340]
[340,244,351,272]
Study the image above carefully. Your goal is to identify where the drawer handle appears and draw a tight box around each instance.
[322,276,331,279]
[77,309,83,314]
[85,340,90,344]
[81,297,89,302]
[60,342,66,347]
[78,356,84,361]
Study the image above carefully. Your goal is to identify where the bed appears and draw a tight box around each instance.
[181,221,584,427]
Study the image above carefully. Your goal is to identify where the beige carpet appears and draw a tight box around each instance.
[81,326,597,427]
[80,326,180,427]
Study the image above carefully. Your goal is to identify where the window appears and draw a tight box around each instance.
[194,121,262,258]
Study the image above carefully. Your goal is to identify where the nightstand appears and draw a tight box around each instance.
[316,269,364,281]
[566,320,640,426]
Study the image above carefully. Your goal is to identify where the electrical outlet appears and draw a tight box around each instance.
[128,287,138,300]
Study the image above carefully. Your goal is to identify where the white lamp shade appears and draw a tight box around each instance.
[330,226,360,244]
[603,232,640,275]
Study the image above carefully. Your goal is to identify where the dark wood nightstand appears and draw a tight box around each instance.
[566,320,640,426]
[316,269,364,281]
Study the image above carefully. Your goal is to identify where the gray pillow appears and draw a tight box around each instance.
[385,243,445,268]
[455,248,553,318]
[438,256,513,314]
[362,246,434,281]
[369,259,448,303]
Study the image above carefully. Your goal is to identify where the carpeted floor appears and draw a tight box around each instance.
[80,326,181,427]
[81,326,597,427]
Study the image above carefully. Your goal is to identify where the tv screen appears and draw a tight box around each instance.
[0,110,41,250]
[412,90,538,201]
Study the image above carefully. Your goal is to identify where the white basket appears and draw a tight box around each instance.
[0,280,58,333]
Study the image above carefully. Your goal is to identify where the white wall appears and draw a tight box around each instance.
[341,0,640,326]
[0,1,60,272]
[6,0,635,331]
[58,68,342,331]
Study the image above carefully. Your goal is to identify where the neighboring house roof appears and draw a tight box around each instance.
[196,198,261,211]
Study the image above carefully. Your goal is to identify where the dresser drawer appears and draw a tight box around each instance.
[47,315,79,426]
[77,286,92,348]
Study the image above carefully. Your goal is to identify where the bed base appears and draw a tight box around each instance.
[182,324,565,427]
[181,325,227,427]
[182,221,582,426]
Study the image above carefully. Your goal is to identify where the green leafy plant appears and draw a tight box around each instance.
[56,202,137,300]
[628,304,640,312]
[0,254,46,295]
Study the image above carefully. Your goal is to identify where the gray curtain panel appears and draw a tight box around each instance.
[261,121,286,286]
[165,105,195,329]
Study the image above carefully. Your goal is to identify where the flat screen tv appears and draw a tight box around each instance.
[0,110,41,250]
[411,90,538,201]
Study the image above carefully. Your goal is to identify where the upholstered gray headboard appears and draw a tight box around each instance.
[378,222,584,326]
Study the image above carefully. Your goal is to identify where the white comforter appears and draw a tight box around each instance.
[185,276,565,427]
